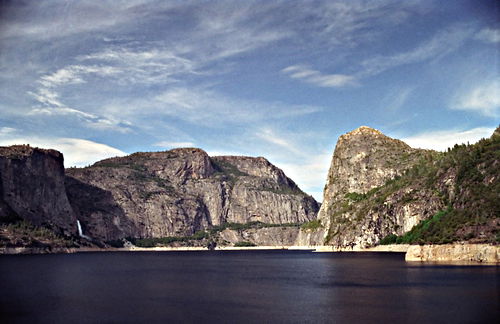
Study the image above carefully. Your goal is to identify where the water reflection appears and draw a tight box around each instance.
[0,251,498,323]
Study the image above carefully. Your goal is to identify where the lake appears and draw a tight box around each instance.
[0,251,498,323]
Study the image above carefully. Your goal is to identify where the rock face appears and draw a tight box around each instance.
[311,126,428,246]
[405,244,500,263]
[219,227,300,246]
[312,125,499,248]
[66,148,319,241]
[0,145,76,236]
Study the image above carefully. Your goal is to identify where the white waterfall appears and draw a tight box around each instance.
[77,220,91,240]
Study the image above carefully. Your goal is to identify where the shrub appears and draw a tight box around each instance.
[379,234,398,245]
[234,241,256,247]
[301,219,322,231]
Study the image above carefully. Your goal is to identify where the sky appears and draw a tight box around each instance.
[0,0,498,201]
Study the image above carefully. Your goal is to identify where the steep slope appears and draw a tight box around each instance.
[0,145,77,236]
[316,126,499,248]
[66,148,319,241]
[310,126,428,246]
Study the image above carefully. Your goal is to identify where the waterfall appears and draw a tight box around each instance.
[77,220,91,240]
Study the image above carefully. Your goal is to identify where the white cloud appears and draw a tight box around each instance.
[277,153,332,202]
[0,136,126,167]
[282,65,356,88]
[29,106,97,119]
[401,127,495,151]
[255,128,303,155]
[28,88,64,107]
[153,141,195,148]
[106,87,322,127]
[452,80,500,117]
[475,28,500,44]
[77,49,195,84]
[39,65,120,88]
[0,127,16,135]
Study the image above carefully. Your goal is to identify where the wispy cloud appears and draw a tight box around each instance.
[475,28,500,44]
[285,24,472,87]
[281,65,356,88]
[39,65,120,88]
[0,1,174,41]
[255,128,303,155]
[452,80,500,117]
[359,24,472,78]
[77,48,196,84]
[112,87,322,127]
[401,127,495,151]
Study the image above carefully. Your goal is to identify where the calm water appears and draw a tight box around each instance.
[0,251,498,323]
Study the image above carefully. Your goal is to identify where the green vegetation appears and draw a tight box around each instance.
[0,220,74,248]
[328,126,500,245]
[105,239,125,248]
[130,230,209,247]
[211,159,249,185]
[208,221,301,234]
[344,192,367,202]
[129,221,302,247]
[301,219,322,231]
[234,241,256,247]
[257,184,304,196]
[380,209,454,244]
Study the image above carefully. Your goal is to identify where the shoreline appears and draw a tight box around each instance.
[1,244,498,264]
[0,243,412,254]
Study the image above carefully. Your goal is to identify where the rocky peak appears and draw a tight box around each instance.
[212,156,297,188]
[93,147,215,184]
[342,125,383,137]
[324,126,418,198]
[0,145,63,163]
[492,126,500,138]
[66,148,319,240]
[317,126,426,231]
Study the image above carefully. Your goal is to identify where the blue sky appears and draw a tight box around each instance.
[0,0,498,201]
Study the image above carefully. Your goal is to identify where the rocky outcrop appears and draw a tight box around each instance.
[65,176,137,242]
[295,227,327,246]
[66,148,319,240]
[312,125,499,248]
[305,126,428,246]
[0,145,76,236]
[219,227,300,246]
[405,244,500,263]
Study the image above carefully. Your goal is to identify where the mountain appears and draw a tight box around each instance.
[65,148,319,242]
[1,146,318,250]
[2,126,497,252]
[309,126,499,248]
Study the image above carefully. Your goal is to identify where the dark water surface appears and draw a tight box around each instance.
[0,251,498,323]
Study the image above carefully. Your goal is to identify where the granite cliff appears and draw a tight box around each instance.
[306,126,499,248]
[0,145,76,235]
[66,148,319,242]
[0,145,79,252]
[0,145,318,250]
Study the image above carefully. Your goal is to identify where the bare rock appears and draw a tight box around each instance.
[0,145,77,236]
[66,149,319,240]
